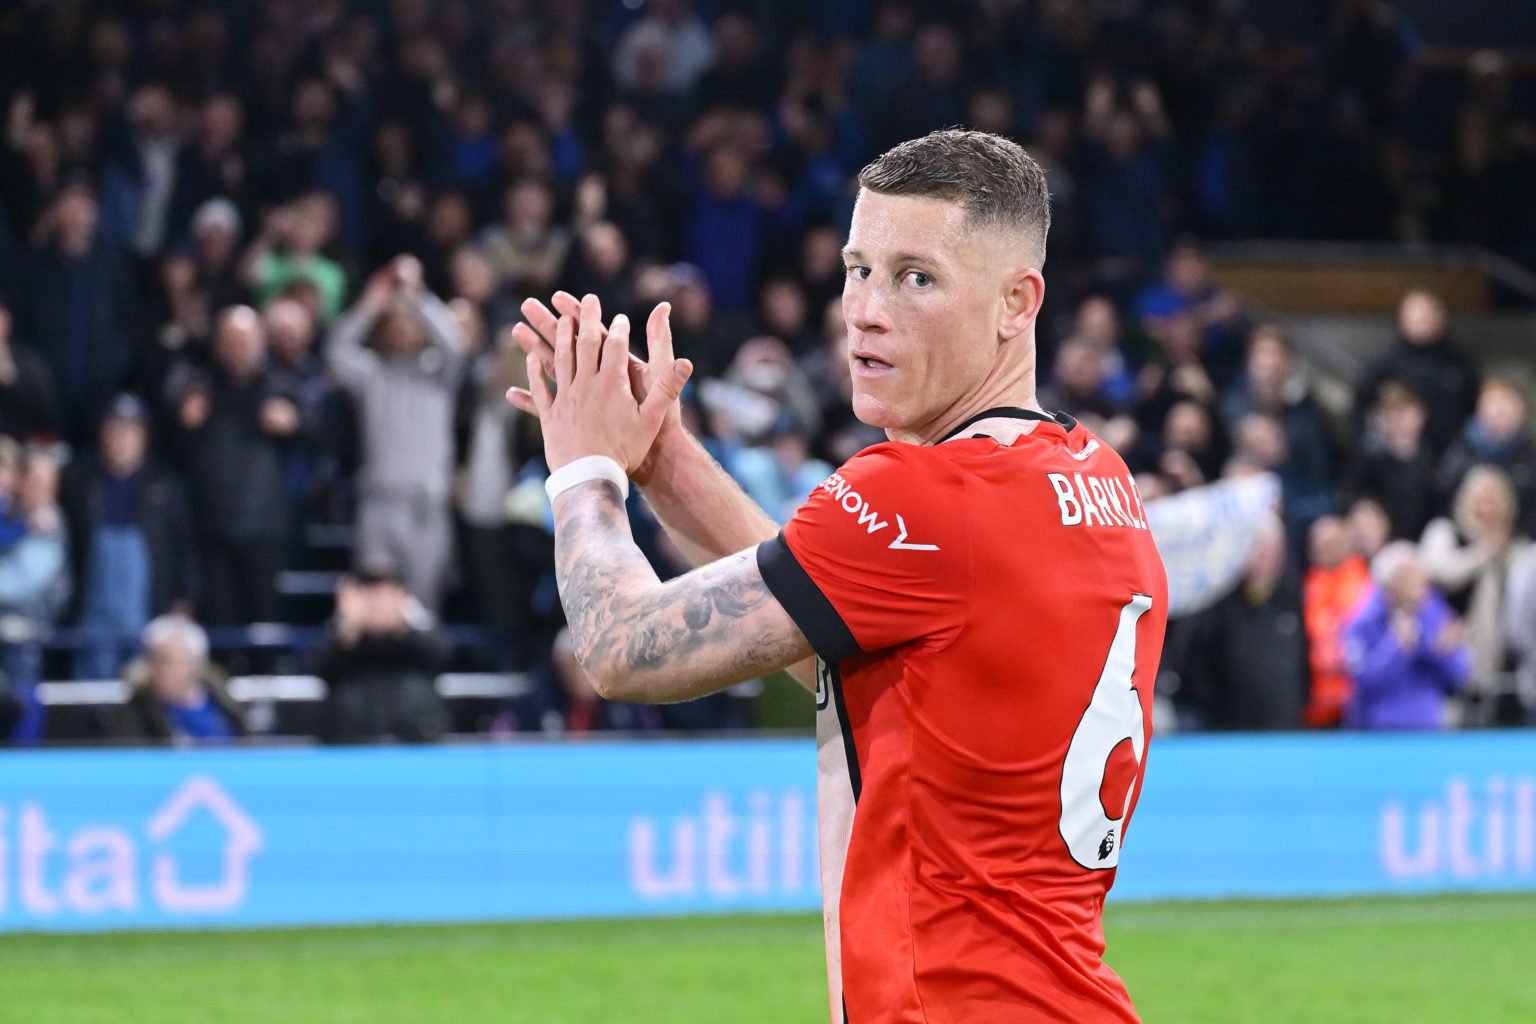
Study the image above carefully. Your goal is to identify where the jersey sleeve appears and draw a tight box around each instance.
[755,443,972,662]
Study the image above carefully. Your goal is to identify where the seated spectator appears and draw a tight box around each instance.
[0,445,70,697]
[1419,466,1530,723]
[1302,515,1372,727]
[1353,290,1480,455]
[110,613,245,744]
[326,256,469,611]
[314,567,450,743]
[63,395,196,679]
[1343,542,1471,729]
[1348,380,1437,540]
[1163,516,1309,731]
[1435,379,1536,536]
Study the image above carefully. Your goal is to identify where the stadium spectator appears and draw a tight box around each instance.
[725,411,834,526]
[1435,379,1536,536]
[476,178,571,299]
[110,613,245,744]
[1082,74,1173,282]
[169,305,300,625]
[1343,542,1470,730]
[187,196,247,311]
[652,262,753,378]
[560,220,639,325]
[0,300,58,440]
[534,627,662,735]
[1168,517,1309,731]
[185,95,252,223]
[1353,290,1481,455]
[63,394,196,680]
[326,256,469,610]
[315,567,449,743]
[1039,339,1110,424]
[1348,496,1394,563]
[613,0,715,97]
[1302,515,1372,727]
[100,82,195,260]
[0,446,70,699]
[0,0,1532,747]
[1157,399,1226,491]
[454,333,535,642]
[1348,380,1438,541]
[1136,239,1247,384]
[11,182,135,447]
[1065,295,1141,403]
[1506,543,1536,724]
[1419,466,1529,723]
[682,142,778,312]
[1221,325,1337,533]
[241,192,350,322]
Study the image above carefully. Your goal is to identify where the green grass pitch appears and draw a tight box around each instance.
[4,893,1535,1023]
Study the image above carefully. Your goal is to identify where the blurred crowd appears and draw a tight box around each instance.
[1,0,1534,743]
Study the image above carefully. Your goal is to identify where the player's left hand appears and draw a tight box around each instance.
[508,291,692,484]
[523,293,690,475]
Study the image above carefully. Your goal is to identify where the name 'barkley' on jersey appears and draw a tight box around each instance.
[1046,471,1151,530]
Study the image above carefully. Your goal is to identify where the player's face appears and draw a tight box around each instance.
[841,191,1014,442]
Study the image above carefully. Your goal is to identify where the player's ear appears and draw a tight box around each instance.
[998,264,1044,344]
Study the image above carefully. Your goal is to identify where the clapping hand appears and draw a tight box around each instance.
[506,291,692,484]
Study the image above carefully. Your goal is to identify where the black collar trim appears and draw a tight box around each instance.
[937,406,1076,444]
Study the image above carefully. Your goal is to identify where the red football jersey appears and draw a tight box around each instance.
[757,411,1168,1024]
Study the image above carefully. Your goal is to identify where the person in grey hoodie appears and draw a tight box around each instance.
[327,256,469,610]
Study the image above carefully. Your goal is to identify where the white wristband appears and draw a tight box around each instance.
[545,455,630,504]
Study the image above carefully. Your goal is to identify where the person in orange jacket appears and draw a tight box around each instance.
[1302,515,1372,726]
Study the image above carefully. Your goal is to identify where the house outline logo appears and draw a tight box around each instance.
[145,776,264,912]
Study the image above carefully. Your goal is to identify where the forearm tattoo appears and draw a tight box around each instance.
[553,482,807,699]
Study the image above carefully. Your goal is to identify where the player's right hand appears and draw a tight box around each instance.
[507,291,691,486]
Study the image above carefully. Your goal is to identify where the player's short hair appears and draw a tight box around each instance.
[857,129,1052,266]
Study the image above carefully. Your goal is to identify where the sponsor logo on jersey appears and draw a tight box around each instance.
[817,473,940,551]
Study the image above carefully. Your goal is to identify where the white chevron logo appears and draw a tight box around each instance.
[888,515,940,551]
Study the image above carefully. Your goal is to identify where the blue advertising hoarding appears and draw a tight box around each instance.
[0,733,1532,932]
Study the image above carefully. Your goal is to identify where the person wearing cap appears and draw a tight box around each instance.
[62,394,197,679]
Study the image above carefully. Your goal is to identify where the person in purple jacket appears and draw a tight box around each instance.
[1343,541,1471,729]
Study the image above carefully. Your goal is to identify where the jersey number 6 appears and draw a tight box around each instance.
[1058,594,1153,871]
